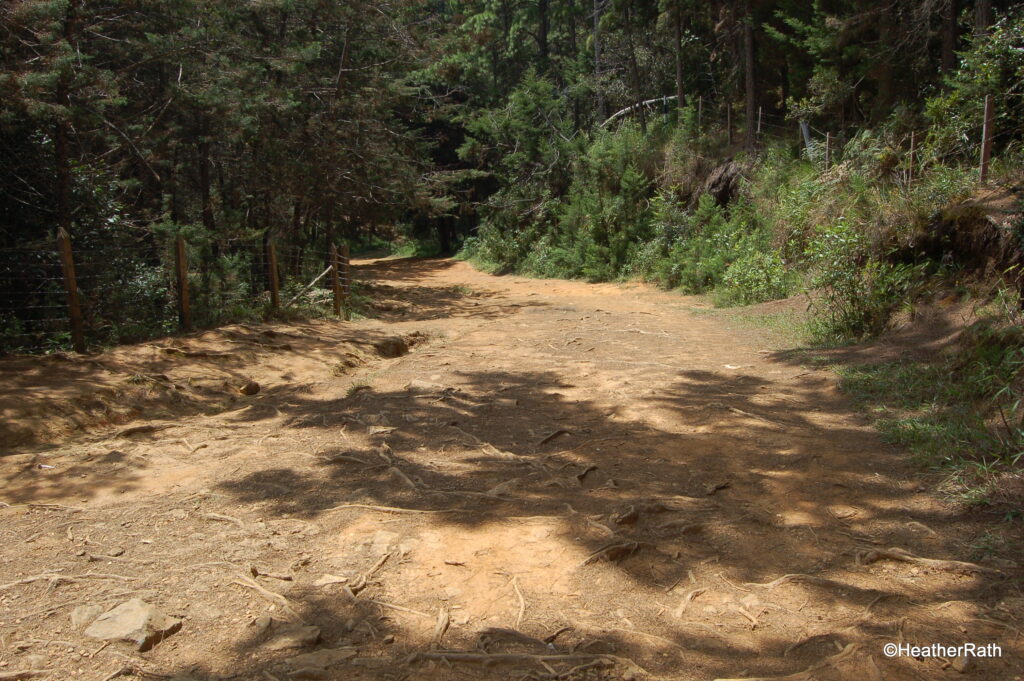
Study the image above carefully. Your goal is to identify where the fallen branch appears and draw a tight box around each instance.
[283,266,333,309]
[601,95,678,128]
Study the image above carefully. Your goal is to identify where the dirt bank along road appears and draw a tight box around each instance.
[0,257,1020,681]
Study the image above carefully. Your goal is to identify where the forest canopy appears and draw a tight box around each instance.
[1,0,1022,350]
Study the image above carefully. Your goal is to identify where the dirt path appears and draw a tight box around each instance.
[0,258,1020,681]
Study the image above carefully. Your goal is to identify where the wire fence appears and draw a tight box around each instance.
[1,95,1012,355]
[0,236,353,355]
[664,94,1014,185]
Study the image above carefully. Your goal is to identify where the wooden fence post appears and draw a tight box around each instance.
[908,131,916,186]
[726,104,732,145]
[757,106,762,138]
[56,228,85,353]
[824,132,831,170]
[697,96,702,130]
[980,94,994,184]
[267,242,280,310]
[175,236,192,332]
[330,244,342,317]
[340,243,351,321]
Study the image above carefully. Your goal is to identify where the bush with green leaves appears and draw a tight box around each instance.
[925,9,1024,172]
[718,251,792,306]
[805,219,923,341]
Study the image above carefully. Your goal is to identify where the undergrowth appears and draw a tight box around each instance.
[838,303,1024,507]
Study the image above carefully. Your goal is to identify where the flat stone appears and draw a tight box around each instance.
[84,598,181,651]
[263,623,320,651]
[70,604,104,629]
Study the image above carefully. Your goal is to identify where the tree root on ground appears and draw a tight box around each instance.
[857,547,999,575]
[579,541,640,567]
[714,643,860,681]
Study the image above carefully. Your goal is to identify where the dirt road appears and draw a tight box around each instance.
[1,257,1020,681]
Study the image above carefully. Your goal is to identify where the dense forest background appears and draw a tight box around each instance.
[1,0,1023,349]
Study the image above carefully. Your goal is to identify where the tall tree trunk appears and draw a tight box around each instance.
[569,0,580,128]
[942,0,959,74]
[594,0,604,120]
[538,0,549,72]
[199,130,216,236]
[624,1,646,133]
[54,1,77,243]
[743,0,755,150]
[875,2,894,117]
[674,0,685,112]
[975,0,992,35]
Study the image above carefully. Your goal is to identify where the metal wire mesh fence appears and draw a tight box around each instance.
[0,236,353,355]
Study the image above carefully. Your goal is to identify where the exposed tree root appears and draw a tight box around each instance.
[351,551,393,593]
[579,541,640,567]
[0,573,133,591]
[230,575,296,616]
[203,512,245,529]
[431,606,450,649]
[325,503,462,515]
[745,574,836,590]
[714,643,860,681]
[0,671,54,680]
[406,651,614,668]
[857,547,999,575]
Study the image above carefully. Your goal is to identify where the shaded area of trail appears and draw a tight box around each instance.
[0,257,1019,681]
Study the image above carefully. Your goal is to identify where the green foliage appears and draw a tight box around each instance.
[804,220,922,342]
[926,9,1024,167]
[718,251,792,306]
[840,318,1024,477]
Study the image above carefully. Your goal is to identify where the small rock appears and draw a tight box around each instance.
[239,380,260,396]
[406,379,443,393]
[263,624,320,651]
[70,604,104,629]
[21,654,47,669]
[250,615,274,635]
[951,655,975,673]
[314,574,348,587]
[84,599,181,651]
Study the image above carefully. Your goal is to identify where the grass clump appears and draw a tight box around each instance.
[838,310,1024,505]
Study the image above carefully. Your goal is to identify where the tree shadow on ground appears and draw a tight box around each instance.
[171,364,1024,681]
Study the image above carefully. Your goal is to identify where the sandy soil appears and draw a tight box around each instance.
[0,257,1020,681]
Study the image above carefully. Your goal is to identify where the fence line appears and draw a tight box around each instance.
[0,234,355,355]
